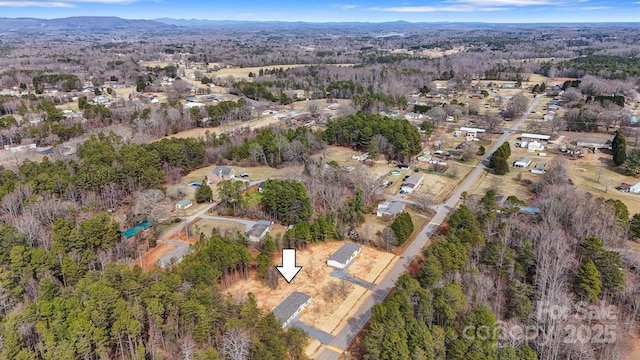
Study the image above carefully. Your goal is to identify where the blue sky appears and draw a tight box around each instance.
[0,0,639,22]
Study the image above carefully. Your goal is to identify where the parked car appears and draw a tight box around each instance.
[403,175,410,181]
[388,181,394,186]
[397,164,409,169]
[240,172,249,178]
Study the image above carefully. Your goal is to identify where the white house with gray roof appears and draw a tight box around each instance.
[377,201,405,218]
[272,291,311,328]
[156,242,192,270]
[327,242,361,269]
[247,220,274,242]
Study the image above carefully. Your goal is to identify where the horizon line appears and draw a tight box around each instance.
[1,16,640,25]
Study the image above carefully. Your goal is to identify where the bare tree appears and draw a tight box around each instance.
[134,189,166,221]
[221,327,252,360]
[506,93,529,119]
[381,226,398,252]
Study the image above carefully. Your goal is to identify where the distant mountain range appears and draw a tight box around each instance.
[0,16,636,34]
[0,16,176,32]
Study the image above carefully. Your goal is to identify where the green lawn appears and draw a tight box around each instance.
[244,190,263,206]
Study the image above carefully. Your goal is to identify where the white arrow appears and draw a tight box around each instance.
[276,249,302,283]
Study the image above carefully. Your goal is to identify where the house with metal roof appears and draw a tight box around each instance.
[156,242,192,270]
[247,220,274,242]
[377,201,405,218]
[513,157,532,168]
[400,174,424,194]
[272,291,311,328]
[327,242,362,269]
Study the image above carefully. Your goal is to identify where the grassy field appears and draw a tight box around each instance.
[191,218,246,238]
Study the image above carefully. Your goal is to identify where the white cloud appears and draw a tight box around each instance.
[450,0,553,5]
[340,4,359,9]
[0,0,135,6]
[0,1,74,6]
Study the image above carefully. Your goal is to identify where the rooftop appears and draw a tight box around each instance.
[272,291,311,324]
[212,166,233,176]
[404,174,424,186]
[328,242,361,264]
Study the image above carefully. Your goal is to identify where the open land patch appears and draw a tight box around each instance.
[225,241,396,334]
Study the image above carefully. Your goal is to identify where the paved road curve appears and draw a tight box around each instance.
[316,95,542,359]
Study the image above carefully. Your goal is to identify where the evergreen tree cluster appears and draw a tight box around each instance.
[322,112,422,160]
[574,237,626,301]
[390,212,414,245]
[611,129,627,166]
[260,179,312,225]
[488,142,511,175]
[0,230,306,359]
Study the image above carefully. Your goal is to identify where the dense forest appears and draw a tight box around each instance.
[0,230,307,359]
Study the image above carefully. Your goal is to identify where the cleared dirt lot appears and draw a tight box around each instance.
[225,241,396,332]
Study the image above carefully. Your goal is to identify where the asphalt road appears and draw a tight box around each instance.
[316,95,542,360]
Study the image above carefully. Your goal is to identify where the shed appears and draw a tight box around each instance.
[247,220,274,242]
[156,242,192,270]
[513,157,532,168]
[272,291,311,328]
[175,199,193,210]
[327,242,362,269]
[630,182,640,194]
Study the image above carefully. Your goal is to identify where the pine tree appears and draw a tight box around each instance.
[574,259,602,302]
[612,129,627,166]
[195,181,213,203]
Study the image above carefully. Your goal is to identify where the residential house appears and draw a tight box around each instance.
[156,242,192,270]
[527,141,544,152]
[404,112,423,121]
[513,157,532,168]
[327,242,362,269]
[207,166,235,184]
[247,220,274,242]
[272,292,311,329]
[175,199,193,210]
[401,174,424,194]
[376,201,405,217]
[531,162,547,174]
[631,182,640,194]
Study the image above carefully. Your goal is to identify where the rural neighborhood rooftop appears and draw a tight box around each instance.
[272,291,311,328]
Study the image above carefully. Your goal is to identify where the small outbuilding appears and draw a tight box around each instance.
[513,157,532,168]
[327,242,362,269]
[175,199,193,210]
[272,291,311,328]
